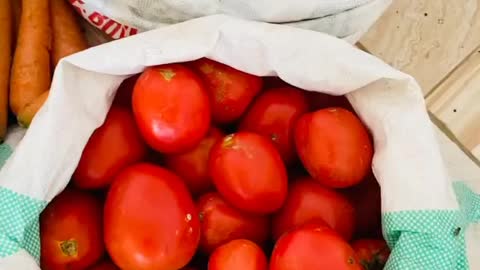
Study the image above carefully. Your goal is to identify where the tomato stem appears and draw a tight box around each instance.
[222,134,236,149]
[58,239,78,257]
[158,68,176,81]
[270,133,279,142]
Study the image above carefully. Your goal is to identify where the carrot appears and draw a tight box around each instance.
[17,90,49,127]
[51,0,88,67]
[11,0,21,45]
[0,0,13,140]
[10,0,51,115]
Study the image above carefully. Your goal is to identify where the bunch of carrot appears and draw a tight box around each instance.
[0,0,88,141]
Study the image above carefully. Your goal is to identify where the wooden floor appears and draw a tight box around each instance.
[358,0,480,168]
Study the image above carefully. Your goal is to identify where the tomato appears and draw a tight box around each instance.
[104,163,200,270]
[113,74,140,109]
[133,64,211,153]
[272,177,355,241]
[294,107,373,188]
[341,174,381,238]
[165,127,224,195]
[270,222,362,270]
[209,132,288,214]
[351,239,390,270]
[88,260,120,270]
[40,189,104,270]
[190,58,263,124]
[197,192,270,254]
[73,106,147,189]
[208,239,267,270]
[239,87,309,164]
[307,92,353,111]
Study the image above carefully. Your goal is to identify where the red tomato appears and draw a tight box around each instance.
[73,106,147,189]
[239,87,309,164]
[341,174,382,238]
[307,92,353,111]
[272,177,355,241]
[270,222,362,270]
[197,192,270,254]
[209,132,288,214]
[113,74,140,108]
[40,189,104,270]
[352,239,390,270]
[133,64,211,153]
[208,239,267,270]
[190,58,263,124]
[104,163,200,270]
[294,107,373,188]
[165,127,224,195]
[88,260,120,270]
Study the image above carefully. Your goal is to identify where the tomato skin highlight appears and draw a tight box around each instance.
[208,239,268,270]
[165,127,224,195]
[104,163,200,270]
[190,58,263,124]
[196,192,270,254]
[73,106,147,189]
[272,177,355,241]
[294,107,373,188]
[133,64,211,154]
[239,87,309,164]
[40,189,104,270]
[209,132,288,214]
[352,239,390,270]
[270,222,362,270]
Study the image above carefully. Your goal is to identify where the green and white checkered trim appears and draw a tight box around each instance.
[0,187,47,261]
[453,182,480,223]
[0,144,47,262]
[0,144,13,168]
[383,210,467,270]
[383,182,480,270]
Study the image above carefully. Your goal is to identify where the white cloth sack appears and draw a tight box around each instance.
[70,0,392,43]
[0,15,478,269]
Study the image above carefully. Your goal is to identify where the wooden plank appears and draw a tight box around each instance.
[427,48,480,162]
[360,0,480,96]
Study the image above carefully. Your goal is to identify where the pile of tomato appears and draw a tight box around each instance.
[40,59,390,270]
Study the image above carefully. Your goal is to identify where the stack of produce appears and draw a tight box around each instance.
[40,58,389,270]
[0,0,88,140]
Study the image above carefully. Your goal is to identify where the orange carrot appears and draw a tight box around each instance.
[0,0,13,140]
[17,90,49,127]
[10,0,51,115]
[51,0,88,67]
[11,0,21,45]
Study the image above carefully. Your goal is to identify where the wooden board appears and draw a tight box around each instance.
[360,0,480,96]
[427,48,480,162]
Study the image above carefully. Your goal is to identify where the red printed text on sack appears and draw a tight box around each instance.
[69,0,139,39]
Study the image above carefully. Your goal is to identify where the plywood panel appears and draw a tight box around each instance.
[360,0,480,95]
[427,49,480,162]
